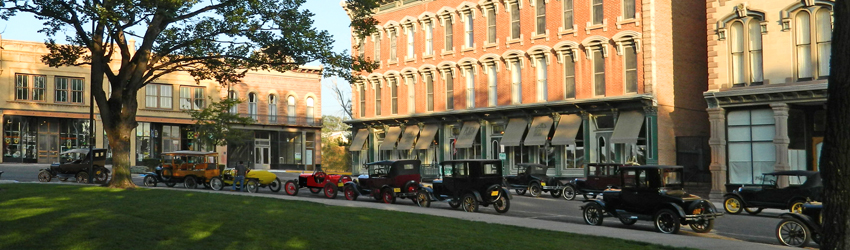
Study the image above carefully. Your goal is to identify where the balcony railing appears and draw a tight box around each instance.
[238,114,323,127]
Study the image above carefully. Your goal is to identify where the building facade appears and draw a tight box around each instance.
[704,0,832,199]
[0,37,322,170]
[345,0,710,178]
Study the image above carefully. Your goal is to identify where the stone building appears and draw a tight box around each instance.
[704,0,832,199]
[0,36,322,170]
[344,0,710,178]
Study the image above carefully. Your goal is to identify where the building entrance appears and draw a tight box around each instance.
[37,119,60,163]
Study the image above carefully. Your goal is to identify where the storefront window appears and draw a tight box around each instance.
[59,120,93,153]
[3,116,37,163]
[278,132,302,165]
[162,125,181,152]
[728,109,776,184]
[136,122,151,161]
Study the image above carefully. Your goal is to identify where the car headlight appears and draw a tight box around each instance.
[693,208,703,214]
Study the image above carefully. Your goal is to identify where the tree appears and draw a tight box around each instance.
[820,1,850,249]
[185,98,253,159]
[1,0,378,188]
[321,115,351,172]
[327,78,353,120]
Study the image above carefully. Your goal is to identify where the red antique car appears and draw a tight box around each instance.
[284,165,351,199]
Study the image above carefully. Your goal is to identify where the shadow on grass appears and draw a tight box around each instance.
[0,184,694,250]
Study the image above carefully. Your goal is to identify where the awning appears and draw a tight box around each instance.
[454,121,481,149]
[414,124,439,150]
[349,129,370,151]
[396,125,420,150]
[524,116,554,146]
[379,126,403,150]
[499,118,528,147]
[610,111,646,144]
[550,114,583,145]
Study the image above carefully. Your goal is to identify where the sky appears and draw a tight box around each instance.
[0,1,354,119]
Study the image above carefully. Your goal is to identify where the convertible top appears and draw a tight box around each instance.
[365,159,421,166]
[60,148,106,155]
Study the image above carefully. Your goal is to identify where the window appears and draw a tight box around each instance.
[55,77,68,103]
[731,22,746,85]
[536,57,548,101]
[816,9,832,78]
[792,8,832,80]
[360,84,366,117]
[487,8,496,43]
[564,53,576,98]
[445,70,454,110]
[563,0,573,29]
[357,38,365,58]
[445,16,454,51]
[425,22,433,55]
[390,77,398,114]
[15,74,46,101]
[269,94,278,123]
[145,84,172,109]
[287,96,297,123]
[375,82,382,116]
[464,12,474,48]
[248,93,258,119]
[796,12,812,80]
[510,2,520,39]
[374,34,381,61]
[729,18,764,86]
[728,109,775,184]
[162,125,181,153]
[511,60,522,104]
[390,29,398,61]
[488,65,497,106]
[536,0,546,35]
[228,91,238,113]
[624,45,638,93]
[592,0,603,25]
[593,49,606,96]
[406,27,415,59]
[624,0,636,19]
[465,67,475,108]
[306,97,315,124]
[180,86,204,110]
[406,77,415,114]
[748,21,764,83]
[55,77,83,103]
[426,74,434,111]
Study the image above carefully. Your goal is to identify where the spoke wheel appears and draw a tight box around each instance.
[744,207,764,215]
[76,172,89,184]
[528,183,542,197]
[790,201,805,213]
[268,178,282,192]
[344,186,358,201]
[448,200,461,209]
[38,171,52,182]
[562,185,577,200]
[184,176,198,189]
[582,203,604,225]
[246,180,259,193]
[323,182,338,199]
[93,168,109,184]
[381,189,396,204]
[654,209,681,234]
[143,175,158,187]
[493,194,510,213]
[416,190,431,207]
[309,188,322,194]
[284,181,299,196]
[688,203,714,233]
[461,193,479,212]
[776,218,810,247]
[723,197,743,214]
[550,189,562,198]
[209,177,224,191]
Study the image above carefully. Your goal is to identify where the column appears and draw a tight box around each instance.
[707,107,727,200]
[771,103,791,173]
[643,106,659,165]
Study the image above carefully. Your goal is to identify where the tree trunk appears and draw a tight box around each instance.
[106,121,137,189]
[821,1,850,249]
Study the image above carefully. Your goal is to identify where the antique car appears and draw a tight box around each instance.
[723,171,822,215]
[562,163,630,200]
[505,163,569,198]
[38,148,109,184]
[342,159,423,204]
[142,151,220,189]
[581,165,723,234]
[207,167,282,193]
[283,165,352,199]
[776,201,823,247]
[420,159,511,213]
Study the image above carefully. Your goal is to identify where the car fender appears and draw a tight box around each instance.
[469,190,485,202]
[502,187,513,200]
[723,193,750,207]
[344,182,363,196]
[786,197,809,208]
[420,186,438,201]
[663,202,688,218]
[582,199,606,208]
[779,212,822,233]
[687,200,719,214]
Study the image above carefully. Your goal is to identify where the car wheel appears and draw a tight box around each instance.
[776,218,810,247]
[562,185,577,200]
[515,189,526,195]
[448,199,461,209]
[582,203,604,225]
[549,189,562,198]
[493,193,510,213]
[723,196,743,214]
[165,182,176,187]
[309,187,321,194]
[744,207,764,215]
[209,177,223,191]
[323,182,338,199]
[184,176,198,189]
[94,167,109,184]
[143,175,158,187]
[654,209,681,234]
[688,203,714,233]
[790,200,806,213]
[38,171,52,182]
[461,193,479,212]
[618,216,637,225]
[528,183,542,197]
[416,190,431,208]
[268,178,282,192]
[246,180,259,193]
[76,172,89,184]
[344,186,358,201]
[284,181,299,196]
[381,188,396,204]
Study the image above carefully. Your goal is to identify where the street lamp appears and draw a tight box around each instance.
[88,83,94,184]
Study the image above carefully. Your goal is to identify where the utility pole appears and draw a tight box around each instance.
[88,83,94,183]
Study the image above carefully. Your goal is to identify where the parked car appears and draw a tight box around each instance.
[38,148,109,184]
[723,171,822,215]
[561,163,631,200]
[207,167,282,193]
[343,159,423,204]
[142,151,220,189]
[776,201,823,247]
[581,165,723,234]
[505,163,569,198]
[421,159,511,213]
[283,165,351,199]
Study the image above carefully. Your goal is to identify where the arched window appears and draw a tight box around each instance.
[306,97,314,125]
[287,96,296,124]
[796,12,812,80]
[269,94,277,123]
[248,93,258,120]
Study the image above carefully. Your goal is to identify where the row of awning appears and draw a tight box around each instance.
[349,111,645,151]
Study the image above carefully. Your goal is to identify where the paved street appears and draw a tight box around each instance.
[1,164,809,249]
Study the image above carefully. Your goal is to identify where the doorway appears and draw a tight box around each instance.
[37,119,60,163]
[254,139,270,169]
[812,137,823,171]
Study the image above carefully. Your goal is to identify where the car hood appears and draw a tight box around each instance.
[661,189,703,201]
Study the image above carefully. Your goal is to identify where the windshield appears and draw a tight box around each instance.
[369,165,390,177]
[662,169,682,186]
[60,152,87,164]
[526,165,547,175]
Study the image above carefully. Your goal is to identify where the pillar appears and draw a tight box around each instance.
[771,103,791,173]
[707,107,727,200]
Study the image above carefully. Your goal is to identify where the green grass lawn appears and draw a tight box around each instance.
[0,184,693,250]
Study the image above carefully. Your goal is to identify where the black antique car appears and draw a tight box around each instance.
[38,148,109,184]
[581,165,723,234]
[342,159,423,204]
[776,201,823,247]
[723,171,822,215]
[505,163,570,198]
[562,163,630,200]
[421,159,511,213]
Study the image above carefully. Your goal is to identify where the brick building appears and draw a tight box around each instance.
[704,0,832,199]
[345,0,709,178]
[0,37,322,170]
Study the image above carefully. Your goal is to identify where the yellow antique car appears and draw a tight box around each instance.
[209,167,282,193]
[143,151,220,189]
